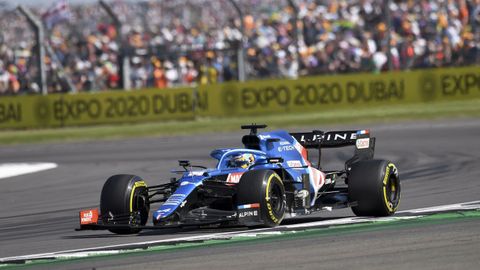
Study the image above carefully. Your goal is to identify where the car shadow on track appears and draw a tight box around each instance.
[280,215,348,225]
[62,227,194,239]
[63,215,351,239]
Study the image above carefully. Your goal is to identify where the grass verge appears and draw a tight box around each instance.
[1,99,479,145]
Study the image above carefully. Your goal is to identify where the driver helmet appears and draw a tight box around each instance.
[228,153,255,169]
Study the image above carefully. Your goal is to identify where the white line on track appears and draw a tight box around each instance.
[282,215,423,229]
[398,201,480,213]
[0,163,58,179]
[0,200,479,264]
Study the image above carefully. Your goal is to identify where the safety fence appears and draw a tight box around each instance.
[1,66,479,129]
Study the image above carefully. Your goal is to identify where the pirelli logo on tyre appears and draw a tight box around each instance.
[265,173,283,224]
[382,163,399,213]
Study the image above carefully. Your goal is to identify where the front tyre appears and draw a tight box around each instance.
[100,174,149,234]
[348,160,400,216]
[237,170,286,227]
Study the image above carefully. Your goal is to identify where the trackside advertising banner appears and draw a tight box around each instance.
[0,66,478,129]
[0,88,201,128]
[197,66,480,116]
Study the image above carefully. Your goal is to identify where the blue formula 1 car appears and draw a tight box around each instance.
[78,124,400,234]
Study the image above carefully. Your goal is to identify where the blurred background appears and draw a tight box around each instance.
[0,0,478,95]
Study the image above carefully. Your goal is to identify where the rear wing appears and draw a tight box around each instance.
[290,130,375,168]
[290,130,363,148]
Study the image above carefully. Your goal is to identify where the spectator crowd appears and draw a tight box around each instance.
[0,0,479,95]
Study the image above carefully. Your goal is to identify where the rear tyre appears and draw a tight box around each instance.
[348,160,400,216]
[237,170,286,227]
[100,174,149,234]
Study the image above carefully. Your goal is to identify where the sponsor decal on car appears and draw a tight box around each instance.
[356,138,370,149]
[238,210,259,218]
[277,145,295,152]
[287,160,303,169]
[155,208,171,214]
[323,132,356,142]
[163,194,187,206]
[227,172,244,183]
[298,134,322,143]
[155,208,172,219]
[80,209,99,225]
[237,203,260,209]
[187,171,206,176]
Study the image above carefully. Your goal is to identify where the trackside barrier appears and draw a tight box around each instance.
[0,88,201,129]
[0,66,478,129]
[197,66,480,117]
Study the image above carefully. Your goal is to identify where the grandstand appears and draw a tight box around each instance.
[0,0,478,95]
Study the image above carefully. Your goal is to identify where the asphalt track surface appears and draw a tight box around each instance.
[1,118,480,269]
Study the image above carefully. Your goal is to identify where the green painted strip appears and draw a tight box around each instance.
[2,210,479,269]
